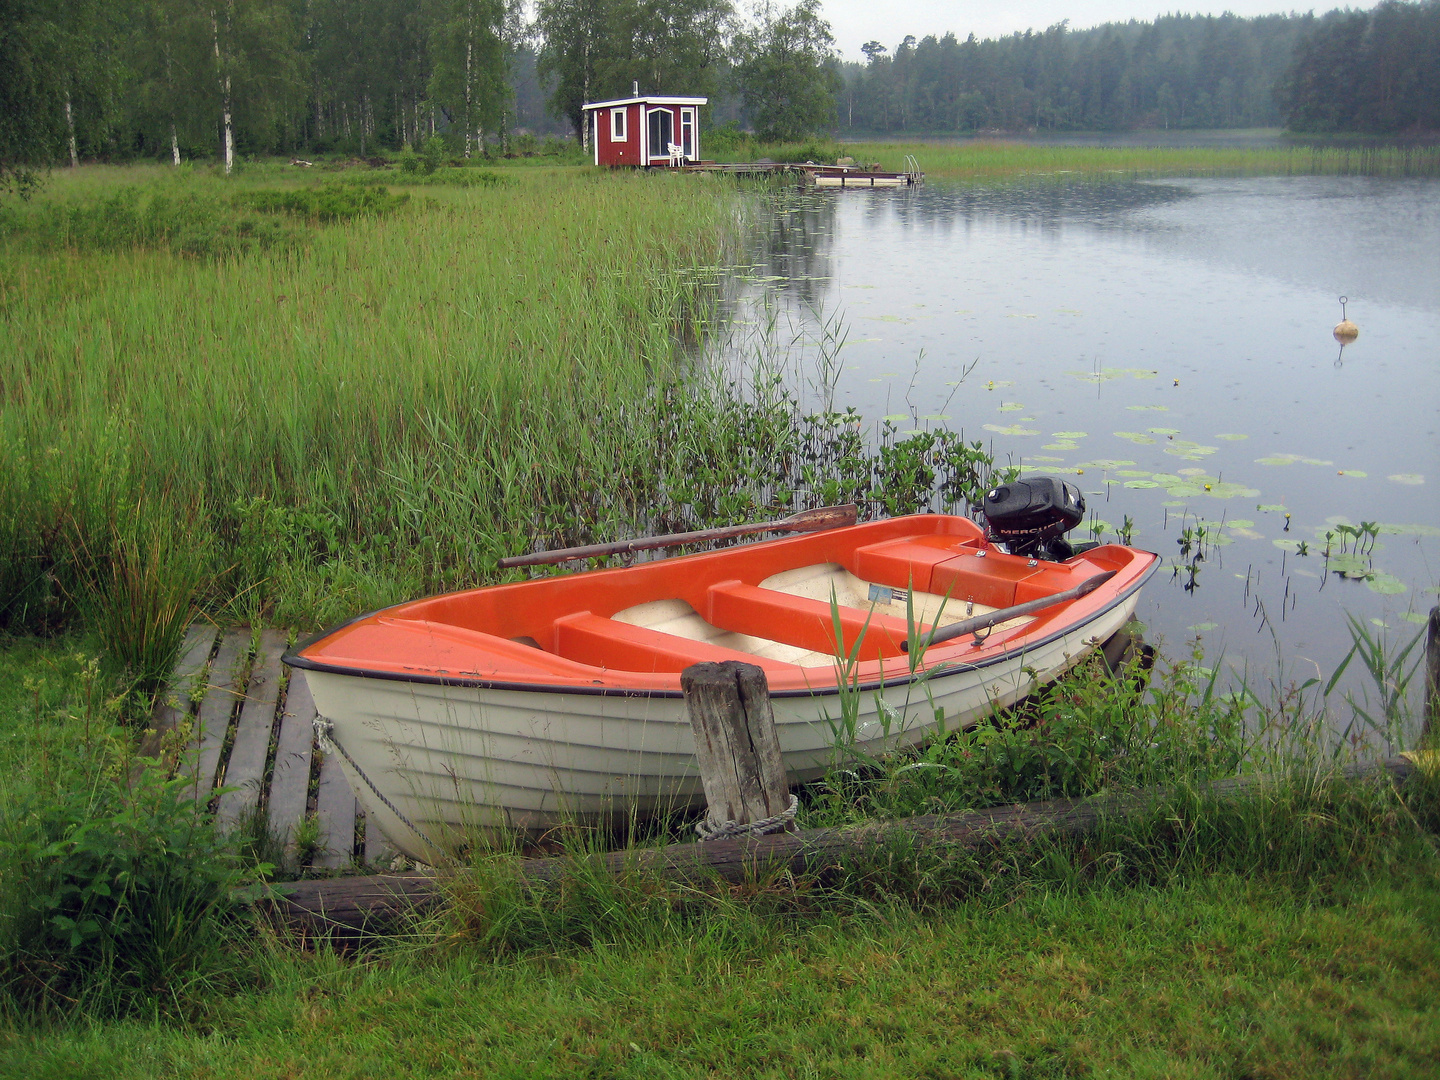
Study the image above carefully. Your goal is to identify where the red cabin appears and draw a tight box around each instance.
[583,95,706,168]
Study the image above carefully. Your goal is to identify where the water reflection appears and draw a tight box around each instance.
[718,175,1440,708]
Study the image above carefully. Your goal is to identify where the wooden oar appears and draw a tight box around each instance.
[899,570,1119,653]
[497,504,859,569]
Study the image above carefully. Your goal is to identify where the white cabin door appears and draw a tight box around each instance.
[647,108,673,162]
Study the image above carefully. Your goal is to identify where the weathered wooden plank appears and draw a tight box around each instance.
[269,667,317,853]
[216,629,288,832]
[313,756,358,869]
[682,662,792,833]
[363,812,397,868]
[188,631,251,800]
[267,756,1421,939]
[137,623,218,763]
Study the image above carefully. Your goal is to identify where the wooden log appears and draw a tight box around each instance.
[681,661,792,833]
[216,629,288,831]
[269,668,318,853]
[1425,605,1440,745]
[265,755,1421,939]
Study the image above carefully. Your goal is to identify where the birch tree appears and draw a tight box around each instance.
[426,0,512,156]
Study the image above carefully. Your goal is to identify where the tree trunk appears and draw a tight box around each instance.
[212,7,234,175]
[171,122,181,166]
[464,30,474,158]
[65,91,78,168]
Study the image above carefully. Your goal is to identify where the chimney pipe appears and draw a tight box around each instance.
[633,81,639,97]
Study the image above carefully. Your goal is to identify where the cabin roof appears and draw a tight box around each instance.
[582,96,708,111]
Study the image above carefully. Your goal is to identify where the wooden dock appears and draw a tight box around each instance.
[681,160,923,186]
[152,624,396,870]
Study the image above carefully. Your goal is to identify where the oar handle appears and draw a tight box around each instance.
[498,504,859,569]
[900,570,1119,653]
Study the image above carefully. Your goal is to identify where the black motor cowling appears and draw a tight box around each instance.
[982,476,1086,560]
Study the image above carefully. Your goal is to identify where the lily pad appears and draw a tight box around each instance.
[1402,612,1430,625]
[920,413,951,422]
[1051,431,1088,439]
[1366,573,1407,595]
[1043,441,1080,451]
[998,402,1026,412]
[1067,368,1158,383]
[1177,468,1207,477]
[984,424,1039,437]
[1187,623,1219,633]
[1126,405,1169,411]
[1149,427,1181,436]
[1388,473,1425,485]
[1227,519,1256,529]
[1124,480,1161,489]
[1164,441,1218,460]
[1376,523,1440,538]
[1257,504,1287,513]
[1076,459,1136,470]
[1215,433,1249,441]
[1326,552,1371,577]
[1030,455,1066,463]
[1336,470,1368,478]
[1255,454,1334,467]
[1114,431,1156,445]
[883,413,911,424]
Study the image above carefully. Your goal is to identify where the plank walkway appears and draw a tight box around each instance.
[152,624,396,870]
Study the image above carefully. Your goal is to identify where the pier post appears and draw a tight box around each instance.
[681,661,794,837]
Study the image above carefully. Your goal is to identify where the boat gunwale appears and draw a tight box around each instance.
[283,558,1159,700]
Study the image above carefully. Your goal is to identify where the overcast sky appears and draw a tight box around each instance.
[817,2,1320,59]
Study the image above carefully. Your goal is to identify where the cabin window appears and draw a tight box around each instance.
[610,108,627,142]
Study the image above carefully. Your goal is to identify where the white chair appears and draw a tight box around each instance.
[667,142,685,167]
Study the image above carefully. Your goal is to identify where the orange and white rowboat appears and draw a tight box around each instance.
[284,513,1158,861]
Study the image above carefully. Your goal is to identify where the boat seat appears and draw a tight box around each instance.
[551,611,801,676]
[851,535,985,594]
[704,580,915,659]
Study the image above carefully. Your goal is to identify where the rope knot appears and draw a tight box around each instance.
[695,793,799,842]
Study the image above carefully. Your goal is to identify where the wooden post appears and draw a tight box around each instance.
[681,661,793,833]
[1424,605,1440,746]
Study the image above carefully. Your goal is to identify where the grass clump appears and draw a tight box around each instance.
[0,642,263,1021]
[231,181,410,222]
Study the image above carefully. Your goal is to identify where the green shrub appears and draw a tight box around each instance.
[420,135,448,175]
[0,757,263,1018]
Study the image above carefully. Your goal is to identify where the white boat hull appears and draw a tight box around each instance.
[304,592,1141,862]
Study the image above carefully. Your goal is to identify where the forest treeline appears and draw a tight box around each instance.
[1,0,1436,189]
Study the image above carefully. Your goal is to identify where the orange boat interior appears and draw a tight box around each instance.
[295,515,1156,694]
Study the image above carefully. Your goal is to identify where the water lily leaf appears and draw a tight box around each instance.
[985,424,1040,437]
[882,413,910,423]
[1042,442,1080,451]
[1387,473,1425,485]
[1376,523,1440,538]
[1126,405,1169,411]
[1402,612,1429,625]
[1076,459,1136,470]
[1326,552,1371,577]
[1161,500,1186,507]
[1068,368,1158,382]
[1215,433,1249,441]
[1148,427,1181,436]
[1030,456,1066,463]
[1151,473,1184,484]
[1336,470,1367,478]
[1164,441,1217,460]
[998,402,1026,412]
[1187,623,1219,633]
[920,413,951,422]
[1051,431,1088,439]
[1365,573,1407,595]
[1124,480,1161,489]
[1257,504,1287,513]
[1226,519,1255,529]
[1177,468,1207,477]
[1273,538,1302,551]
[1230,527,1264,540]
[1114,431,1156,445]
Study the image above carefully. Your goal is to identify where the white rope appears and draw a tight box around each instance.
[695,793,799,842]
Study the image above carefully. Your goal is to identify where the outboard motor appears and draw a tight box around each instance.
[982,476,1087,561]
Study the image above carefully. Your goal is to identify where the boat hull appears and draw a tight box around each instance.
[304,588,1143,862]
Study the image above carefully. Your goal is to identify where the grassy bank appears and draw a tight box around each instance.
[711,137,1440,180]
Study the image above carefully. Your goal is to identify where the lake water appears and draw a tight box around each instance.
[723,175,1440,709]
